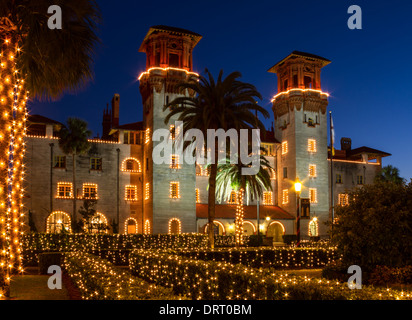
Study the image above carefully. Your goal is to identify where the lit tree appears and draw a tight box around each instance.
[216,147,272,246]
[164,69,269,248]
[0,0,99,286]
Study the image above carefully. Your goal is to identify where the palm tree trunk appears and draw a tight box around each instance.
[207,144,219,249]
[235,188,245,247]
[72,153,77,231]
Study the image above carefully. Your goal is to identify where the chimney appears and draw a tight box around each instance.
[341,137,352,151]
[111,94,120,128]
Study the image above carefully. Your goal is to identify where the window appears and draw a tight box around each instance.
[282,189,289,204]
[304,76,312,88]
[168,218,181,234]
[270,168,276,180]
[308,139,317,152]
[54,156,66,169]
[170,154,180,169]
[145,128,150,144]
[283,167,288,179]
[281,141,288,155]
[83,184,98,199]
[125,185,138,201]
[309,164,317,178]
[228,191,237,204]
[309,188,317,204]
[87,213,108,234]
[125,218,137,234]
[57,183,72,198]
[196,188,200,203]
[122,158,141,173]
[169,53,179,67]
[309,218,319,237]
[90,157,102,171]
[170,182,180,199]
[339,193,349,206]
[47,211,71,233]
[145,183,149,200]
[357,175,364,185]
[169,124,175,140]
[144,220,151,234]
[263,192,273,205]
[336,173,342,184]
[196,164,202,176]
[146,158,149,172]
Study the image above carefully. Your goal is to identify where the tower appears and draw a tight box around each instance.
[138,26,202,234]
[269,51,331,238]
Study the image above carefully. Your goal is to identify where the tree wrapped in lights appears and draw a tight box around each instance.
[216,146,273,247]
[0,0,100,295]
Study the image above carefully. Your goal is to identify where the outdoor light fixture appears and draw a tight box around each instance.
[295,179,302,247]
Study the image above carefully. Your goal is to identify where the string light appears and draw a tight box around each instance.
[121,157,142,173]
[169,182,180,199]
[125,185,138,201]
[271,88,329,102]
[124,218,138,235]
[168,218,182,234]
[138,67,199,81]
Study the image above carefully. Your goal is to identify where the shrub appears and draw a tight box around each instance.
[282,234,297,244]
[63,251,183,300]
[129,249,411,300]
[0,267,8,299]
[369,265,412,286]
[332,182,412,270]
[321,261,350,283]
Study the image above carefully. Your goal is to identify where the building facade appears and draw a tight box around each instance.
[23,26,391,240]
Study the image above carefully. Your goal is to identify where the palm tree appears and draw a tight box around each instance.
[59,118,91,231]
[164,69,269,248]
[216,147,273,246]
[0,1,99,278]
[374,165,405,185]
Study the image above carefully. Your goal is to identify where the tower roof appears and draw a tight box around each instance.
[268,51,331,73]
[139,25,202,52]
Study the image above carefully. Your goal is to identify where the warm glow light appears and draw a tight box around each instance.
[294,181,302,193]
[271,88,329,102]
[138,67,199,81]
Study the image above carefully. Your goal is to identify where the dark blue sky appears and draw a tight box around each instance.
[30,0,412,180]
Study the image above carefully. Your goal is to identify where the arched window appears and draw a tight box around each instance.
[125,218,138,234]
[47,211,71,233]
[168,218,181,234]
[266,221,285,242]
[228,191,237,204]
[196,164,202,176]
[309,218,319,237]
[121,157,142,173]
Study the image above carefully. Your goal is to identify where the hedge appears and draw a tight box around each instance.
[174,247,340,269]
[129,249,412,300]
[22,233,236,266]
[63,251,184,300]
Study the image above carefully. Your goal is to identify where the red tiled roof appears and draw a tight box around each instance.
[196,204,294,220]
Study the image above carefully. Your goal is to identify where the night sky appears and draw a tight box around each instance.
[30,0,412,180]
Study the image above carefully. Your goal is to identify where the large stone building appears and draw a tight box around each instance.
[23,26,391,240]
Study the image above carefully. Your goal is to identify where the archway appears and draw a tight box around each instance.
[204,220,225,235]
[168,218,181,234]
[46,211,71,233]
[266,221,285,242]
[125,218,138,234]
[243,221,256,236]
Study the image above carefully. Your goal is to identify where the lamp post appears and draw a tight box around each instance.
[294,180,302,247]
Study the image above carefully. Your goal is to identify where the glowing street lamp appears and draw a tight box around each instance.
[295,179,302,247]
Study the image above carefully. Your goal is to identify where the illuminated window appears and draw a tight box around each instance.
[57,182,72,198]
[196,164,202,176]
[196,188,200,203]
[357,175,364,185]
[228,191,237,204]
[270,168,276,180]
[309,218,319,237]
[170,154,180,169]
[263,192,273,205]
[90,157,102,171]
[339,193,349,206]
[83,184,98,199]
[309,188,317,204]
[125,185,138,201]
[309,164,317,177]
[145,183,150,200]
[336,173,342,184]
[145,128,150,144]
[168,218,181,234]
[169,125,176,140]
[170,182,180,199]
[122,157,141,173]
[53,156,66,169]
[125,218,138,234]
[281,141,288,155]
[283,167,288,179]
[308,139,317,152]
[86,212,108,234]
[282,189,289,204]
[47,211,71,233]
[144,219,151,234]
